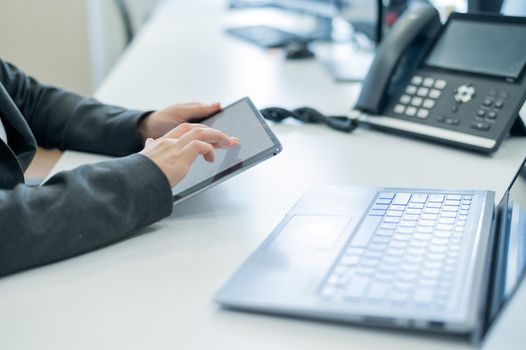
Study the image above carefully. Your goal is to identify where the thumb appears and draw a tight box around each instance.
[184,102,221,119]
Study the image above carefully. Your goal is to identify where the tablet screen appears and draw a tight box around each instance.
[171,97,282,202]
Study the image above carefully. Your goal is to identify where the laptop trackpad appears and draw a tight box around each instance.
[266,215,351,253]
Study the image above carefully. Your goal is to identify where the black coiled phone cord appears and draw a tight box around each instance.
[260,107,358,133]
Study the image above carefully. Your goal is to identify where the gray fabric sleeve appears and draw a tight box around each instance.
[0,58,147,156]
[0,154,173,277]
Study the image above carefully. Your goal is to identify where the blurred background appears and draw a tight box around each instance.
[0,0,522,178]
[0,0,518,95]
[0,0,158,95]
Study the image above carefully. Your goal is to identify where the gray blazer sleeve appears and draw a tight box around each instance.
[0,154,173,277]
[0,59,146,156]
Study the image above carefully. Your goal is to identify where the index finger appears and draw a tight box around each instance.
[161,122,207,139]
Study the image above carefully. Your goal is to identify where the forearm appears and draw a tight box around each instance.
[0,58,146,156]
[0,154,172,277]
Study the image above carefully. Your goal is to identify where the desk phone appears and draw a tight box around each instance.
[350,6,526,153]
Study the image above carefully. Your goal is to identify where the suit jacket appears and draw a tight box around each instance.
[0,59,173,277]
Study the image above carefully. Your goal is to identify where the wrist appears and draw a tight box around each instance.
[137,111,155,142]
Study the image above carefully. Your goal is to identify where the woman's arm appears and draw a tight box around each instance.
[0,154,173,277]
[0,58,146,156]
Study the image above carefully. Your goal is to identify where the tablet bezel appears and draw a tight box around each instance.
[172,97,282,203]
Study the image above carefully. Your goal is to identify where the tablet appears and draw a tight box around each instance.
[171,97,283,203]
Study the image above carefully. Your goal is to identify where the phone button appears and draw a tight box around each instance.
[411,97,423,107]
[423,78,435,88]
[429,89,442,99]
[411,76,423,85]
[445,118,459,126]
[417,109,429,119]
[423,99,435,109]
[400,95,412,104]
[417,87,429,97]
[487,111,498,120]
[405,85,418,95]
[434,80,447,90]
[394,104,406,114]
[405,107,417,117]
[494,100,504,109]
[471,121,490,131]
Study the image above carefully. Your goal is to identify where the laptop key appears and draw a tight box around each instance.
[428,194,445,202]
[378,192,396,199]
[372,204,389,210]
[408,202,424,209]
[393,193,412,205]
[389,290,410,304]
[413,289,434,305]
[442,206,459,212]
[384,217,401,223]
[321,286,336,298]
[421,213,438,220]
[411,194,428,203]
[399,220,417,227]
[367,282,389,301]
[426,202,442,208]
[344,276,369,299]
[446,194,462,200]
[340,255,360,266]
[350,216,382,247]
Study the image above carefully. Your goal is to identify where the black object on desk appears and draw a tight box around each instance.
[351,5,526,153]
[284,42,315,59]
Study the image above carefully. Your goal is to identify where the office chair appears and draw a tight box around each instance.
[115,0,135,45]
[114,0,159,45]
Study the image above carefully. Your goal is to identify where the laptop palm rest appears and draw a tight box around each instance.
[265,215,351,254]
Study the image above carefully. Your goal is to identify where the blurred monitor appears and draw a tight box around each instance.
[338,0,382,43]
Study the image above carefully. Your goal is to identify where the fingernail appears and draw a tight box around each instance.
[210,102,220,109]
[230,137,239,143]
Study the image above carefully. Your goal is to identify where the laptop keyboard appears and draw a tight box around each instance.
[320,192,473,310]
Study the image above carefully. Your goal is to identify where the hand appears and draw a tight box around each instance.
[138,102,221,141]
[140,123,239,187]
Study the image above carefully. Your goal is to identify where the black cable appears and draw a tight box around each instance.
[260,106,358,133]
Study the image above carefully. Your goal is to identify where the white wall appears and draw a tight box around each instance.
[88,0,159,89]
[0,0,158,96]
[0,0,92,95]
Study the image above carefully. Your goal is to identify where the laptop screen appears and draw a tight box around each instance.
[484,157,526,335]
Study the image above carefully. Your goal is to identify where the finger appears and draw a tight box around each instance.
[181,103,221,120]
[145,138,154,146]
[181,102,221,110]
[161,122,208,139]
[177,127,237,150]
[180,140,216,165]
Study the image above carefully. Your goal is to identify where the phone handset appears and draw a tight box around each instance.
[354,5,441,114]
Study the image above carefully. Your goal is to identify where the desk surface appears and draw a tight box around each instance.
[1,1,525,349]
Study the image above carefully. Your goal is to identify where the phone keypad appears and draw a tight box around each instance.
[394,75,447,120]
[393,75,511,134]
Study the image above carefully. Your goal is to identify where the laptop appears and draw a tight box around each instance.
[215,157,526,343]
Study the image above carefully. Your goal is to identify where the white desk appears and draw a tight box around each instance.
[1,1,525,349]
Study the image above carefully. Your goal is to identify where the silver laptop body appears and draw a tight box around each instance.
[215,186,496,337]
